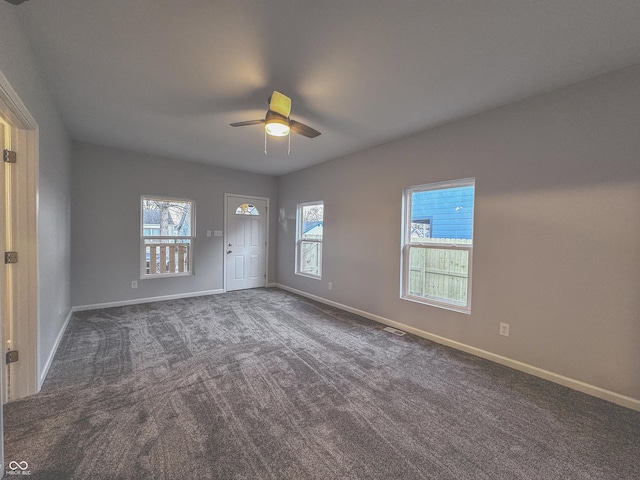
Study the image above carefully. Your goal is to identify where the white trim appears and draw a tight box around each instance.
[72,289,225,312]
[0,71,38,130]
[39,307,73,389]
[272,283,640,412]
[0,70,39,401]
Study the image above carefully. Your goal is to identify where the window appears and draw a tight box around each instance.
[296,201,323,278]
[401,178,475,313]
[235,203,259,215]
[141,196,195,277]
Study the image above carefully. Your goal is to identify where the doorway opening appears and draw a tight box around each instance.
[0,70,39,469]
[224,194,269,292]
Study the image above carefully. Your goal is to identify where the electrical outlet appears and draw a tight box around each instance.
[499,322,510,337]
[132,280,138,289]
[328,282,333,290]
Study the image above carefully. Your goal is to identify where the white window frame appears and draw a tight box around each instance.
[401,178,475,314]
[140,195,195,279]
[295,201,324,279]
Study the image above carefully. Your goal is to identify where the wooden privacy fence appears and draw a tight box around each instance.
[408,239,471,305]
[146,243,190,275]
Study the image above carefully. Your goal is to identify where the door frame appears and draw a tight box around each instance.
[223,193,269,292]
[0,70,39,399]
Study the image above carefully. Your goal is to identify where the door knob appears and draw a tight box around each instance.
[227,250,232,254]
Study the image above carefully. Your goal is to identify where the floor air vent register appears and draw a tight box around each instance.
[383,326,406,336]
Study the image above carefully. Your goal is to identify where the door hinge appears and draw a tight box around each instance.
[4,251,18,264]
[6,350,18,365]
[3,149,16,164]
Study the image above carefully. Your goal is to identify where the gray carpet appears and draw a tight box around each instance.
[3,288,640,479]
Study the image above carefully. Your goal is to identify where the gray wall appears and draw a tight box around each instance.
[0,4,72,377]
[71,142,278,307]
[277,64,640,401]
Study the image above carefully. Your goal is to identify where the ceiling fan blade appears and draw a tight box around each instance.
[290,119,321,138]
[269,91,292,117]
[230,119,265,127]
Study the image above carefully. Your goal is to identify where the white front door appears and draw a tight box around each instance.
[225,196,268,291]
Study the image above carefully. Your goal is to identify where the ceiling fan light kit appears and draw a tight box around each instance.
[264,112,290,137]
[264,121,290,137]
[230,91,321,154]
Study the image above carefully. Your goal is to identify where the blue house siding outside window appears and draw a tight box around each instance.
[411,186,474,240]
[302,220,323,237]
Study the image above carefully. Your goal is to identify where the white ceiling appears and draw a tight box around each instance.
[15,0,640,175]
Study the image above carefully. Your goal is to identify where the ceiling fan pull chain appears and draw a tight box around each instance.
[264,130,267,155]
[288,132,291,155]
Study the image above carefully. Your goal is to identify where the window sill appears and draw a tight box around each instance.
[141,272,193,280]
[295,271,322,280]
[401,294,471,315]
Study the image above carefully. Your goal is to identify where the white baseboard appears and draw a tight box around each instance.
[72,289,225,313]
[274,283,640,412]
[39,307,74,391]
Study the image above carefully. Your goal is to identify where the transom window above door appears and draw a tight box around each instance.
[235,203,260,215]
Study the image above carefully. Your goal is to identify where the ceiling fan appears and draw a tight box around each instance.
[230,91,321,139]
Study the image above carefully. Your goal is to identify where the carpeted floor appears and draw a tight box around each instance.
[3,288,640,479]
